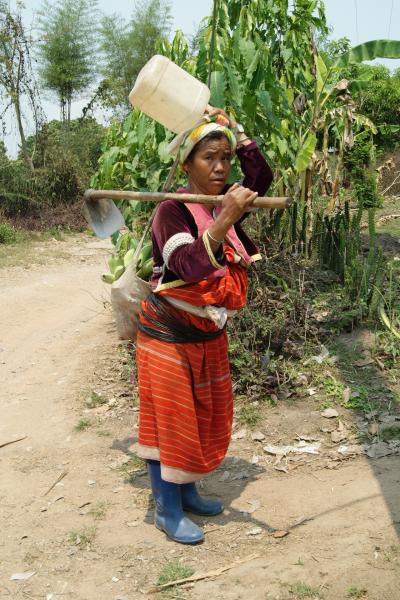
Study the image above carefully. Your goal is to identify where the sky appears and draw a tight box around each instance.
[3,0,400,157]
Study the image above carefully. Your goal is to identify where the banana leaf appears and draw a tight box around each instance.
[294,132,317,173]
[209,70,226,108]
[335,39,400,67]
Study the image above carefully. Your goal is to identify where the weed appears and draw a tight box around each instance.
[118,455,147,486]
[373,330,400,369]
[347,586,368,598]
[237,404,262,427]
[47,226,65,241]
[85,390,107,409]
[383,544,400,563]
[0,222,17,244]
[288,581,324,599]
[342,385,374,412]
[118,455,146,476]
[97,430,111,437]
[157,561,194,591]
[88,501,108,520]
[68,526,96,547]
[74,418,92,431]
[321,376,345,400]
[380,426,400,442]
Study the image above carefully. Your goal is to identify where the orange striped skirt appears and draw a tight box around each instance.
[136,329,233,483]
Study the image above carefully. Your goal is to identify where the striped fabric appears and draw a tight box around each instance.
[136,330,233,483]
[158,245,248,311]
[136,250,248,483]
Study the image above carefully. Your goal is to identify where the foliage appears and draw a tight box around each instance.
[344,134,383,209]
[26,117,105,173]
[88,1,400,374]
[357,70,400,148]
[0,1,43,171]
[0,117,105,225]
[37,0,99,123]
[157,561,194,586]
[0,222,17,244]
[98,0,172,111]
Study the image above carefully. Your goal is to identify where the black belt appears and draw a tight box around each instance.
[138,293,225,344]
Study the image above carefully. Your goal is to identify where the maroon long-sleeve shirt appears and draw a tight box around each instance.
[151,141,273,289]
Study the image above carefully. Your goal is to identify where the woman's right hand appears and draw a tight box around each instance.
[220,183,258,223]
[207,183,258,249]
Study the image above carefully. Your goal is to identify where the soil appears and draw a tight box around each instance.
[0,234,399,600]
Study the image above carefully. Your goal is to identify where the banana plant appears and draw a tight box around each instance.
[294,39,400,178]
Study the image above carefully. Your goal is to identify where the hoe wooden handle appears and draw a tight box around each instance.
[84,189,292,210]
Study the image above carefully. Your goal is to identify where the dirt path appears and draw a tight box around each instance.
[0,235,399,600]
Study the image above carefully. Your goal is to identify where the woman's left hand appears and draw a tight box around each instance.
[205,105,237,129]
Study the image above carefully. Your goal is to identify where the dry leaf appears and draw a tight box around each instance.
[10,572,36,581]
[232,428,246,440]
[342,387,351,403]
[321,408,339,419]
[331,430,348,444]
[354,357,374,367]
[251,431,265,441]
[247,527,263,536]
[273,530,290,538]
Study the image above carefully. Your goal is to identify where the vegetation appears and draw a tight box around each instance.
[0,0,399,407]
[157,561,194,587]
[99,0,172,111]
[37,0,99,124]
[0,1,42,171]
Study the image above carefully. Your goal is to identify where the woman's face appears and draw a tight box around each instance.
[184,136,232,195]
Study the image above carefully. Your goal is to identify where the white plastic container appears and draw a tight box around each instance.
[129,55,210,134]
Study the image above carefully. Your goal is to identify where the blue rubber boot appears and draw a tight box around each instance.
[181,482,224,516]
[147,460,204,545]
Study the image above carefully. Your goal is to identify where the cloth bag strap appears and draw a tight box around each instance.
[131,154,180,268]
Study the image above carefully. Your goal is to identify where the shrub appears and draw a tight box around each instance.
[0,222,17,244]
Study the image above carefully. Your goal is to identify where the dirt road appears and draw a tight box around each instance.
[0,235,399,600]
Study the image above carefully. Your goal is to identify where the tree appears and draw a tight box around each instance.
[0,1,42,171]
[37,0,98,124]
[99,0,172,111]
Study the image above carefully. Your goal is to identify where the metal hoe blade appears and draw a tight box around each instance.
[84,198,125,239]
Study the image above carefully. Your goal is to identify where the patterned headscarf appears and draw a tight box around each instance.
[167,114,237,165]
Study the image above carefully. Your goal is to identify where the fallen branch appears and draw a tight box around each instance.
[42,470,68,497]
[382,171,400,195]
[361,213,400,230]
[145,553,260,594]
[0,435,27,449]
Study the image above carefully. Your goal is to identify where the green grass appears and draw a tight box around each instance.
[237,404,262,427]
[68,526,96,547]
[0,229,70,269]
[118,455,146,475]
[380,425,400,441]
[157,561,194,590]
[346,586,368,598]
[383,544,400,562]
[85,390,107,409]
[88,501,108,520]
[288,581,324,599]
[74,418,92,432]
[119,455,147,486]
[0,222,17,244]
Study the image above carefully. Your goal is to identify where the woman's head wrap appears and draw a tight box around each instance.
[167,114,237,165]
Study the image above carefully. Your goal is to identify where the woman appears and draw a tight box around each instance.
[136,109,273,544]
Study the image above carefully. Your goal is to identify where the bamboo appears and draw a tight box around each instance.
[84,189,292,210]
